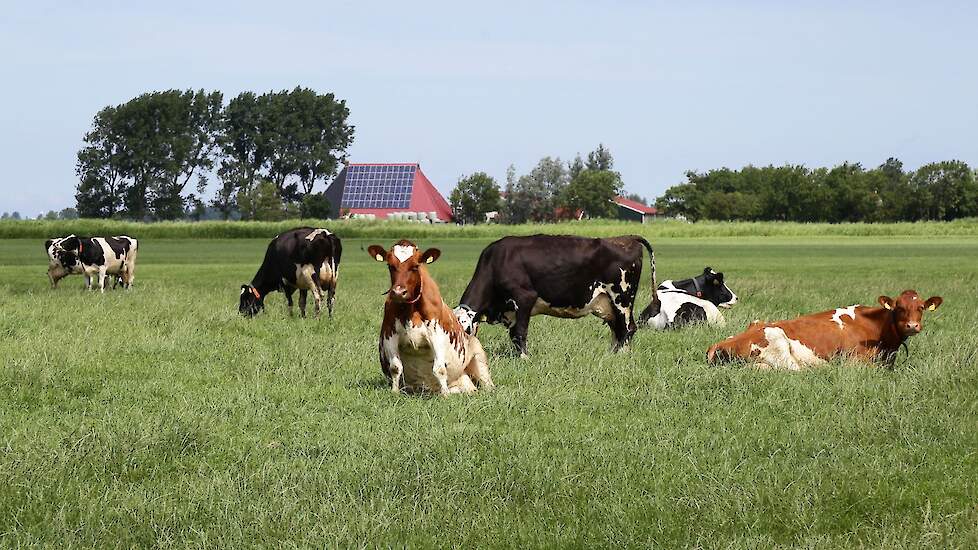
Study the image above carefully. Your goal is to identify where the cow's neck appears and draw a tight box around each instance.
[250,266,280,298]
[861,307,905,351]
[458,269,493,316]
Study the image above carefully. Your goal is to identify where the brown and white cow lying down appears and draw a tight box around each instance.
[369,240,494,395]
[707,290,943,370]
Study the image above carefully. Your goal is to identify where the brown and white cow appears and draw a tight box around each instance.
[368,240,494,395]
[707,290,943,369]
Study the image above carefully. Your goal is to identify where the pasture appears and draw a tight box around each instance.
[0,232,976,547]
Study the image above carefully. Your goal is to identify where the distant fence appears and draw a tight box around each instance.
[2,218,978,240]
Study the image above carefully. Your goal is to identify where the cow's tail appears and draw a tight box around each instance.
[634,237,660,323]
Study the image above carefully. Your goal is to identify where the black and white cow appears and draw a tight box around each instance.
[47,235,138,291]
[453,234,659,355]
[239,227,342,318]
[639,267,738,329]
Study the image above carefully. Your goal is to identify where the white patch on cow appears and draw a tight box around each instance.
[751,327,825,370]
[618,268,631,293]
[393,245,415,263]
[530,280,622,322]
[305,228,331,240]
[293,263,318,290]
[831,305,859,328]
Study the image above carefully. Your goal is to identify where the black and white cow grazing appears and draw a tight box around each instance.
[453,234,659,355]
[639,267,738,329]
[239,227,342,318]
[47,235,138,291]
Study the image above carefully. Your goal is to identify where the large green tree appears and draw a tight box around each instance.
[562,169,622,218]
[502,157,569,223]
[449,172,501,224]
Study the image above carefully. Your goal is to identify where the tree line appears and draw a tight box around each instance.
[450,144,640,224]
[75,88,353,221]
[655,158,978,222]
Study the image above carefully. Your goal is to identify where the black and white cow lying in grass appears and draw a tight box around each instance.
[639,267,737,329]
[46,235,138,291]
[239,227,342,318]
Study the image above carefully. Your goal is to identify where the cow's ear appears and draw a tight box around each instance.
[421,248,441,264]
[924,296,943,311]
[878,295,895,310]
[367,245,387,262]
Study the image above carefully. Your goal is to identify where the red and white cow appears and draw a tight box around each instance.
[368,240,494,395]
[707,290,943,369]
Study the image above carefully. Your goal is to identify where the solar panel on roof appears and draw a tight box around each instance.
[341,165,416,209]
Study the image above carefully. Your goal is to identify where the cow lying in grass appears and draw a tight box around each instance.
[640,267,737,329]
[369,240,494,395]
[46,235,138,291]
[239,227,342,318]
[707,290,943,369]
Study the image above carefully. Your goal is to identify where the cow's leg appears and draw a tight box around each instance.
[97,268,107,293]
[464,337,494,390]
[387,354,404,394]
[508,293,537,358]
[285,288,295,316]
[298,289,308,318]
[310,284,323,319]
[447,374,477,394]
[609,310,634,352]
[326,280,336,318]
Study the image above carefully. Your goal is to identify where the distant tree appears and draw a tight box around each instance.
[502,157,569,223]
[58,207,79,220]
[907,160,978,221]
[586,143,614,171]
[219,88,354,204]
[449,172,501,224]
[567,154,585,181]
[300,193,332,219]
[562,169,623,218]
[10,211,21,220]
[44,210,58,220]
[76,89,223,220]
[622,192,648,205]
[237,181,285,221]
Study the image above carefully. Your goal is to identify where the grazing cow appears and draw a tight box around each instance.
[239,227,342,318]
[47,235,138,291]
[452,234,659,355]
[707,290,943,369]
[369,239,494,395]
[641,267,738,329]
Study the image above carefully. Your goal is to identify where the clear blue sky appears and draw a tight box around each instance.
[2,1,977,216]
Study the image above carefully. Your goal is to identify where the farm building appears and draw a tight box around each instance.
[323,163,452,221]
[613,196,657,223]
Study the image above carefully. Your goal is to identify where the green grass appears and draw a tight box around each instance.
[0,234,976,547]
[4,217,978,239]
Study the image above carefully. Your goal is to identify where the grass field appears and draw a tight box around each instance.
[1,233,976,547]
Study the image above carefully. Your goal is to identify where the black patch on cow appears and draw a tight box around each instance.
[672,302,708,327]
[662,267,735,307]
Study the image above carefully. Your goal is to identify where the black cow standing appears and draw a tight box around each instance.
[239,227,342,318]
[453,234,659,355]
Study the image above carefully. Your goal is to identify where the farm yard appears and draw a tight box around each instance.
[0,222,976,547]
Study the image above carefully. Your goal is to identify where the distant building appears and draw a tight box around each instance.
[613,196,657,223]
[323,163,453,221]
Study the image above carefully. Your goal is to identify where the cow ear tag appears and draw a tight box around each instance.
[375,254,384,262]
[883,302,892,310]
[928,304,936,311]
[425,256,435,264]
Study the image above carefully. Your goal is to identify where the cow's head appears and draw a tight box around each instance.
[52,235,81,270]
[239,284,264,317]
[367,240,440,304]
[878,290,942,338]
[698,267,738,308]
[454,304,478,335]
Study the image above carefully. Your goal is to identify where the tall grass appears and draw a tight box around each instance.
[4,217,978,240]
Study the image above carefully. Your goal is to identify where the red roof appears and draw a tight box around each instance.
[331,163,453,221]
[614,196,657,215]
